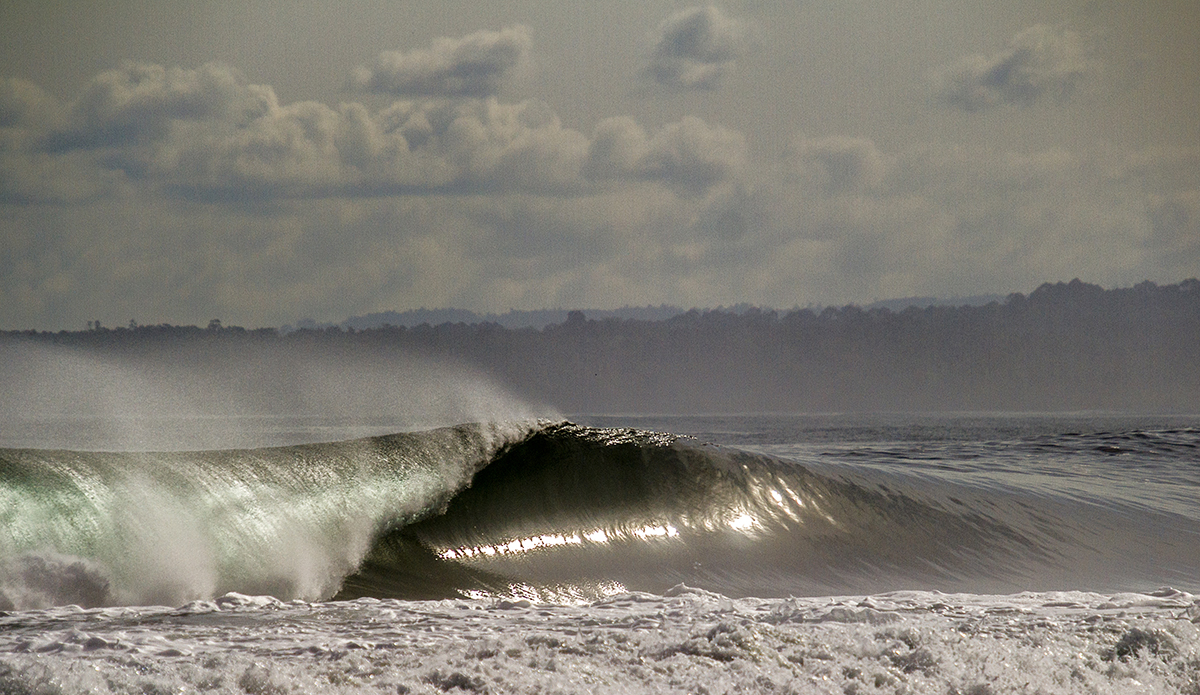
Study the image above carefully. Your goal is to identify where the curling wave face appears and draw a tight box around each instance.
[0,421,533,609]
[4,420,1200,609]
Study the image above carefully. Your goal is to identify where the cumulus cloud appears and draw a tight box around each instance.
[582,117,645,180]
[45,62,275,152]
[3,58,744,204]
[637,117,747,194]
[0,128,1194,329]
[0,48,1193,330]
[1,78,109,204]
[644,6,751,91]
[353,26,531,98]
[933,25,1092,111]
[585,115,746,195]
[160,97,595,200]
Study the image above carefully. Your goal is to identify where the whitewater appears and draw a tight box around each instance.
[3,412,1200,693]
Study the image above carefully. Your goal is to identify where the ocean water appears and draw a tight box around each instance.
[2,413,1200,693]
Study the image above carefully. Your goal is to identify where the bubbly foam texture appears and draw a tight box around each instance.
[1,588,1197,694]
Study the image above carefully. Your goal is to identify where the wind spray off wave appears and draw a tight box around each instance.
[0,422,535,609]
[6,419,1200,610]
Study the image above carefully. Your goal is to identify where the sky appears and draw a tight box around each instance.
[1,1,1197,330]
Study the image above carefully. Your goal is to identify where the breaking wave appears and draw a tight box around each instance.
[3,421,1199,609]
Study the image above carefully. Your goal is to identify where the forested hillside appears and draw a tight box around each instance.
[5,279,1198,413]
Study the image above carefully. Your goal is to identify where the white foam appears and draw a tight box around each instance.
[1,588,1197,693]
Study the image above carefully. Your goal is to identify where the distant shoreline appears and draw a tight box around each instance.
[4,279,1198,413]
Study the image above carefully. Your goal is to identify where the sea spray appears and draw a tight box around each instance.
[0,338,553,451]
[0,421,537,608]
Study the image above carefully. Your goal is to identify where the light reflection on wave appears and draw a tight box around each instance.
[434,476,830,563]
[438,522,682,560]
[435,499,803,562]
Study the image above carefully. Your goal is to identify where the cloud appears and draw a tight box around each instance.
[0,49,1194,330]
[1,132,1194,329]
[353,26,531,98]
[728,135,1200,305]
[637,117,747,194]
[5,58,743,204]
[0,147,114,205]
[0,78,63,130]
[161,97,593,200]
[1148,189,1200,264]
[786,136,889,194]
[44,62,275,153]
[585,115,746,195]
[644,6,751,91]
[933,25,1092,111]
[1136,148,1200,276]
[1,78,109,204]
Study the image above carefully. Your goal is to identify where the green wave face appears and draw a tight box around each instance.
[0,422,529,609]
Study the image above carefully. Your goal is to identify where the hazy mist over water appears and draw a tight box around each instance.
[0,338,550,451]
[6,280,1194,435]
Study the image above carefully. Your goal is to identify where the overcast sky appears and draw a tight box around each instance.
[1,0,1197,330]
